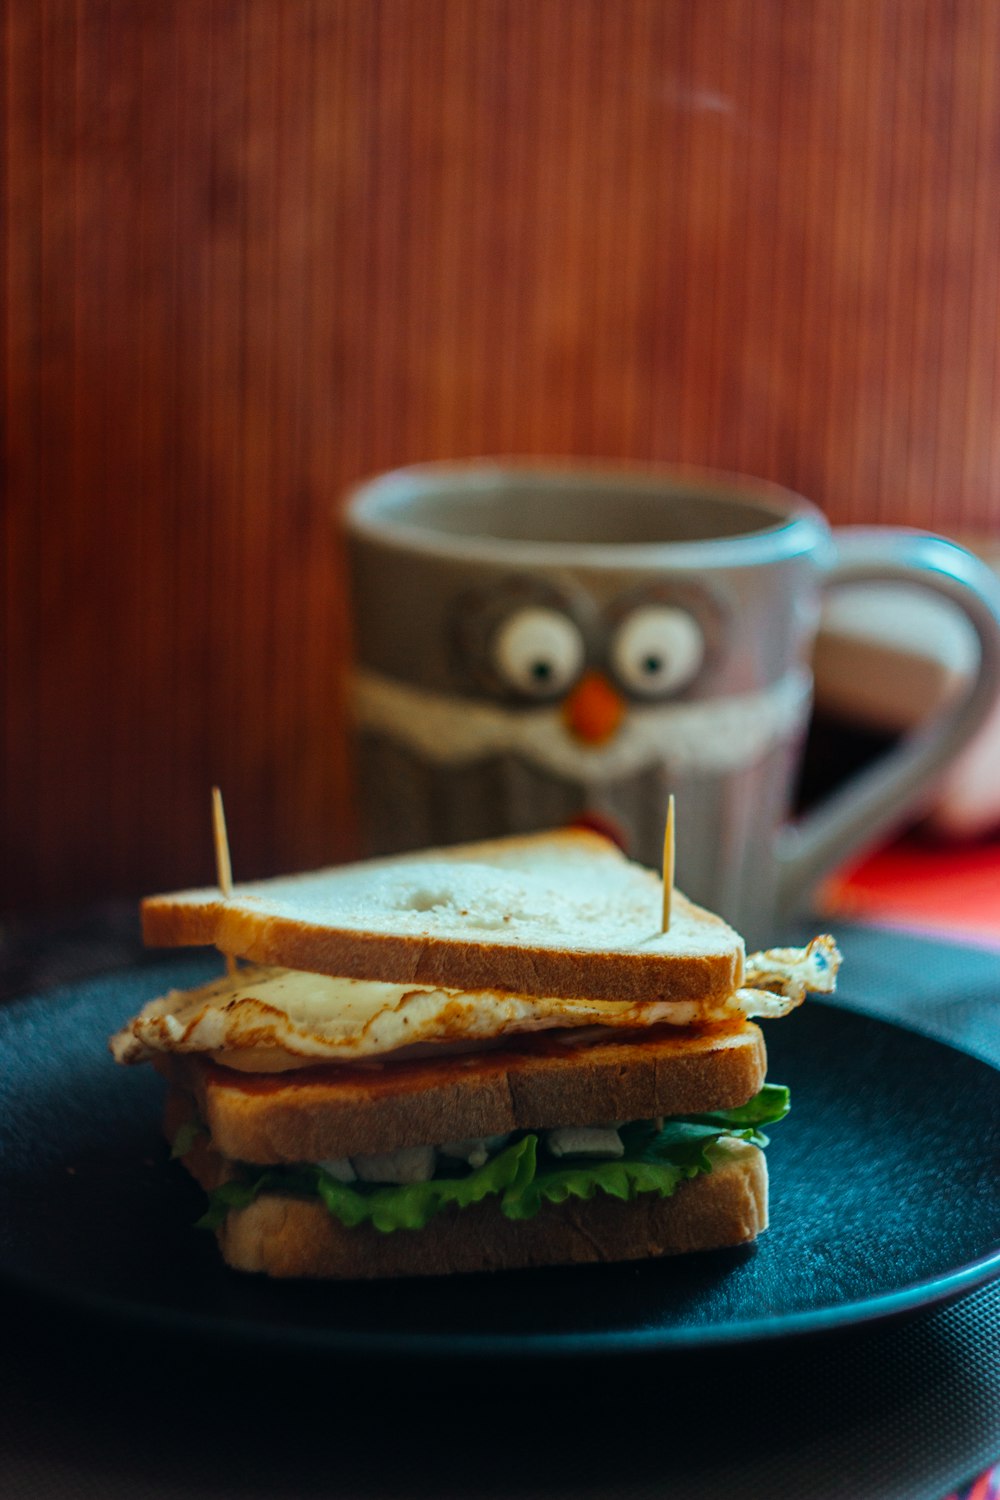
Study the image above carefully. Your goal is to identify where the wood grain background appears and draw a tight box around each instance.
[5,0,1000,910]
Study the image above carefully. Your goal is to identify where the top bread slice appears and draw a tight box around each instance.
[141,830,744,1005]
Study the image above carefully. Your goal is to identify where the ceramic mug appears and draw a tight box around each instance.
[342,461,1000,939]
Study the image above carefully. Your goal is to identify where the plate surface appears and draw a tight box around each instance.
[1,956,999,1359]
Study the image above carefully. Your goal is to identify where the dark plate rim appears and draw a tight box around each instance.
[3,1241,1000,1361]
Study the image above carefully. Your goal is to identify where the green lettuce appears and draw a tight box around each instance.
[507,1084,791,1221]
[170,1117,207,1160]
[198,1136,537,1233]
[683,1082,790,1133]
[196,1084,789,1234]
[314,1135,537,1232]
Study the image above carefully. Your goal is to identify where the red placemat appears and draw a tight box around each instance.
[822,834,1000,950]
[947,1469,1000,1500]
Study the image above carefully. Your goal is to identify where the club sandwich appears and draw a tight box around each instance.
[111,829,839,1278]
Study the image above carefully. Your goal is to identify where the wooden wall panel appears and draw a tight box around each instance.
[4,0,1000,908]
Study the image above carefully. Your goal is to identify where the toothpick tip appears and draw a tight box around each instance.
[211,786,234,900]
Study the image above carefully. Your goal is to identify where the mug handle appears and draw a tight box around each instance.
[773,528,1000,916]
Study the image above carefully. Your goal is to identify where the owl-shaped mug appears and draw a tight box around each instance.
[343,461,1000,938]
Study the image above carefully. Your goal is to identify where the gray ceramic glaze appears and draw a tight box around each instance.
[343,461,1000,938]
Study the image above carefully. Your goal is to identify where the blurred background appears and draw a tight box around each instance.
[5,0,1000,913]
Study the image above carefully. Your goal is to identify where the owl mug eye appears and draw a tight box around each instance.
[491,607,585,698]
[610,605,704,697]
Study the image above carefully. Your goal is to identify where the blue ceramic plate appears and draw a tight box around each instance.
[1,957,999,1359]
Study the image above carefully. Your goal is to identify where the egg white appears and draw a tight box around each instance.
[109,956,823,1072]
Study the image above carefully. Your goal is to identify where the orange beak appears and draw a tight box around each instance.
[562,671,626,746]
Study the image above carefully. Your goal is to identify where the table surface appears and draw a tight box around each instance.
[1,837,999,1500]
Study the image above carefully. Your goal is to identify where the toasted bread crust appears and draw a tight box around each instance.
[140,831,744,1005]
[141,903,742,1005]
[207,1142,768,1278]
[157,1023,766,1163]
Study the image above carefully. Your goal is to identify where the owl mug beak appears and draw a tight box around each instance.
[562,671,626,745]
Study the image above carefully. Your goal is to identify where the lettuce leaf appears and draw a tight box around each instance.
[197,1166,321,1230]
[196,1085,789,1234]
[684,1082,790,1132]
[615,1083,791,1169]
[501,1153,697,1221]
[197,1137,537,1234]
[315,1135,536,1232]
[170,1117,207,1160]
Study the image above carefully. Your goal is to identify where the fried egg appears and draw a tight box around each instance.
[110,937,839,1072]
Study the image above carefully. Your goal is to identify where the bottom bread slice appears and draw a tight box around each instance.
[195,1138,768,1279]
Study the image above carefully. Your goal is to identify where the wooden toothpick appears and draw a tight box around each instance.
[212,786,233,896]
[211,786,238,976]
[661,795,675,933]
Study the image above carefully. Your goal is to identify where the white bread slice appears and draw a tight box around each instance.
[141,830,744,1005]
[159,1022,766,1163]
[188,1130,768,1279]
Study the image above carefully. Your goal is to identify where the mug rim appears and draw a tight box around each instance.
[343,458,830,570]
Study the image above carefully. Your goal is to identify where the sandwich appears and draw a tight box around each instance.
[111,829,839,1278]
